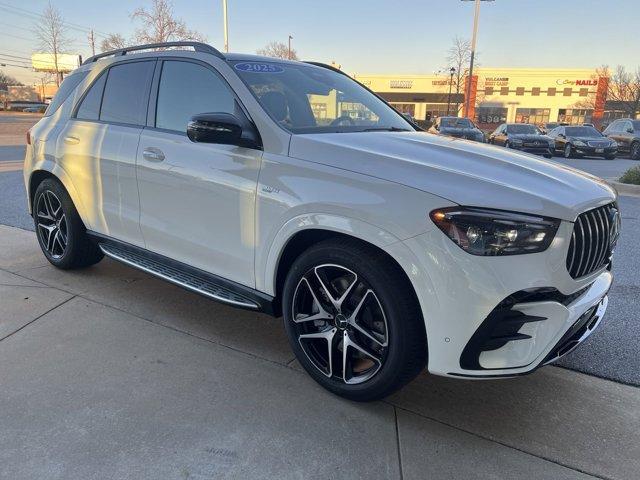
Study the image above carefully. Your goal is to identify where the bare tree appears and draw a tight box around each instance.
[601,65,640,118]
[34,2,71,86]
[256,41,298,60]
[446,37,474,114]
[100,33,128,52]
[0,70,23,90]
[131,0,205,44]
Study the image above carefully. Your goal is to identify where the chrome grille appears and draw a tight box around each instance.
[566,203,617,279]
[587,140,608,148]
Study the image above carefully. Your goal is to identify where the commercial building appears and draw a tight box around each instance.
[353,68,619,129]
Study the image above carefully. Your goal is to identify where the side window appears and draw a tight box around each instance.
[43,70,88,117]
[76,72,107,121]
[604,122,618,134]
[100,61,155,126]
[623,121,633,133]
[155,61,235,133]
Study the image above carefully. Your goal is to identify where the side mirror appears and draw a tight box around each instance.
[627,128,634,134]
[187,112,260,148]
[558,133,566,139]
[401,113,415,124]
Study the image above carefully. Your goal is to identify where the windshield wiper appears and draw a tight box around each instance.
[361,127,412,132]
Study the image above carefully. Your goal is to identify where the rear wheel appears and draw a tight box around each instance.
[631,141,640,160]
[33,178,103,269]
[282,238,427,401]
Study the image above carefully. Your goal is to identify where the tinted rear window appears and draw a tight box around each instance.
[100,61,155,126]
[43,70,88,117]
[76,72,107,121]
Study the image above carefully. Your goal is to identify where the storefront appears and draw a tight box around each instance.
[353,68,610,130]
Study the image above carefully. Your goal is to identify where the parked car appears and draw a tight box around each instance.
[23,105,47,113]
[548,125,617,159]
[488,123,554,158]
[603,118,640,160]
[428,116,485,142]
[24,42,619,401]
[540,122,568,134]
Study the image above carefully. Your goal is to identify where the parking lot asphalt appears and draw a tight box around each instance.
[1,224,638,479]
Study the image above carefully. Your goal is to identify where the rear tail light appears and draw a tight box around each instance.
[26,130,31,145]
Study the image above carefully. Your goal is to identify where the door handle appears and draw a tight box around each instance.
[64,135,80,145]
[142,147,165,162]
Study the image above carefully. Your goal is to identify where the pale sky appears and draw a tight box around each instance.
[0,0,637,85]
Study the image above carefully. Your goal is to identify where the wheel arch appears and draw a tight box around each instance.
[270,228,421,323]
[28,164,86,224]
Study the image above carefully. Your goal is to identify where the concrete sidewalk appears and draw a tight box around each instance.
[0,225,638,479]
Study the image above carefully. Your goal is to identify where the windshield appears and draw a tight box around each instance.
[565,126,601,137]
[506,124,540,134]
[441,118,472,128]
[231,61,412,134]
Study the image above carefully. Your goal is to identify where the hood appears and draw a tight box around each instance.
[571,136,610,143]
[508,134,551,142]
[440,127,481,135]
[289,131,616,221]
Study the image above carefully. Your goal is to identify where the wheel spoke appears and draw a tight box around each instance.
[347,289,388,347]
[299,328,337,377]
[313,265,358,313]
[342,331,382,384]
[293,277,333,323]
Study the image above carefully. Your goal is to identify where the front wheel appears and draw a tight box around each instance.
[605,153,616,160]
[563,143,573,159]
[631,142,640,160]
[282,238,427,401]
[33,178,103,269]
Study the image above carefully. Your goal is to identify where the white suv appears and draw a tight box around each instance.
[24,42,620,401]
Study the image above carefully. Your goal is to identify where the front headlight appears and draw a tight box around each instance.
[430,207,560,256]
[510,139,523,146]
[574,140,587,147]
[610,140,618,148]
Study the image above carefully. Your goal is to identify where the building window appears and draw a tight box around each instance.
[500,87,509,96]
[484,86,494,96]
[532,87,541,96]
[563,88,572,96]
[475,106,508,125]
[389,103,416,117]
[547,87,556,96]
[558,109,593,124]
[579,88,588,97]
[424,103,450,124]
[515,108,550,125]
[516,87,525,96]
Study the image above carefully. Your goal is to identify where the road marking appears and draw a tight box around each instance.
[0,161,23,173]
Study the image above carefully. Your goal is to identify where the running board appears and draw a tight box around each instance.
[90,234,278,315]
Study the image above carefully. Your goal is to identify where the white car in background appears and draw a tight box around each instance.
[23,42,620,401]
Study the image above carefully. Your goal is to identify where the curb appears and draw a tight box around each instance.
[607,180,640,198]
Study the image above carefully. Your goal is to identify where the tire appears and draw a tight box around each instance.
[563,143,573,159]
[33,178,103,269]
[543,153,553,159]
[504,141,510,148]
[631,141,640,160]
[282,238,427,401]
[605,153,616,160]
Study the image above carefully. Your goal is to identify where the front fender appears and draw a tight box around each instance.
[258,213,402,295]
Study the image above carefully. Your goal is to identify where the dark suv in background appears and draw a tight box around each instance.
[604,119,640,159]
[428,116,485,143]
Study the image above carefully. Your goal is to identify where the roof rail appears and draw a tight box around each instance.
[82,41,224,65]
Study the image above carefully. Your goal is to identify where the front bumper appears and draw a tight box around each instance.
[511,144,553,156]
[384,220,612,378]
[574,146,617,157]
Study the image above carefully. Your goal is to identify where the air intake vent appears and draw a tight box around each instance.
[567,203,618,279]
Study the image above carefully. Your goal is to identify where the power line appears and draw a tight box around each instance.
[0,3,109,37]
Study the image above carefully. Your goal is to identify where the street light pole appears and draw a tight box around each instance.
[288,35,293,60]
[222,0,229,52]
[447,67,456,116]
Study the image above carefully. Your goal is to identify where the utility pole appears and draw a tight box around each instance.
[288,35,293,60]
[447,67,456,116]
[222,0,229,52]
[88,29,96,56]
[461,0,493,118]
